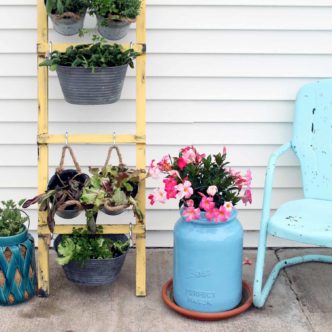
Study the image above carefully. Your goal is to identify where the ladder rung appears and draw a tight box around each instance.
[38,224,145,235]
[38,134,146,145]
[37,42,146,55]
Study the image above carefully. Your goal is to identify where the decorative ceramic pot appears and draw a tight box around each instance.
[97,15,133,40]
[173,209,243,313]
[0,226,37,305]
[50,11,86,36]
[56,64,128,105]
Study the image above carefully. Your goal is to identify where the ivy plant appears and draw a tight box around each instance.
[90,0,141,20]
[45,0,90,15]
[0,200,28,237]
[56,227,129,265]
[40,35,139,72]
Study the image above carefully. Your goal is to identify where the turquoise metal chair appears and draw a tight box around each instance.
[253,79,332,308]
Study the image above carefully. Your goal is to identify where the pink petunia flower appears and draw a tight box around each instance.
[177,157,187,170]
[207,185,218,197]
[176,180,193,199]
[224,201,233,212]
[242,188,252,205]
[214,206,231,222]
[199,194,215,211]
[181,147,196,163]
[148,160,160,179]
[183,206,201,222]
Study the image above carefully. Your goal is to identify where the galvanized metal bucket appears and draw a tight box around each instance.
[54,234,129,286]
[56,64,128,105]
[50,12,86,36]
[97,15,132,40]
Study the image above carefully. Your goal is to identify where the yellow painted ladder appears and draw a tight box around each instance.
[36,0,147,297]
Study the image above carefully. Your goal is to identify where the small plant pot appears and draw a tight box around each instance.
[0,226,37,305]
[50,11,86,36]
[54,234,129,286]
[48,169,89,220]
[56,64,129,105]
[97,15,133,40]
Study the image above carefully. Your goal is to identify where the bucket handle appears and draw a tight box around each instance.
[19,209,30,232]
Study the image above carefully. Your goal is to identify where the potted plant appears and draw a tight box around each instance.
[80,146,145,233]
[45,0,90,36]
[54,227,129,286]
[90,0,142,40]
[22,145,89,232]
[148,146,252,313]
[40,35,139,105]
[0,200,37,305]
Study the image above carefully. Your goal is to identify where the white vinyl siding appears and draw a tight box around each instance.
[0,0,330,246]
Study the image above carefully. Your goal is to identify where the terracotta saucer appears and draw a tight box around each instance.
[162,279,253,321]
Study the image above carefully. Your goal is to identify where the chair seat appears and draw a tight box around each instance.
[268,199,332,247]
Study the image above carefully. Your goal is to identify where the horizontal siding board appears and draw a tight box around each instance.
[2,6,332,31]
[0,166,303,189]
[0,100,295,123]
[0,145,299,167]
[3,30,332,54]
[4,54,332,78]
[0,77,315,100]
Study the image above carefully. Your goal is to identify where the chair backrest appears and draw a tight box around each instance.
[292,79,332,201]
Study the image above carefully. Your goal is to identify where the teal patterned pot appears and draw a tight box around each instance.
[0,226,37,305]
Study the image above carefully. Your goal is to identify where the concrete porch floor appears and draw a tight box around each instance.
[1,248,332,332]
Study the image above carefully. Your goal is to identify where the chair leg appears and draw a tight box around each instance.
[254,248,332,308]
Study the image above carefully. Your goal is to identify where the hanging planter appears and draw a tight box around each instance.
[90,0,142,40]
[148,146,253,313]
[0,201,37,306]
[40,39,139,105]
[45,0,89,36]
[80,145,144,233]
[54,230,129,286]
[22,145,89,232]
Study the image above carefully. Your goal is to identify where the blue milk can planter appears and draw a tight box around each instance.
[0,226,37,305]
[173,209,243,313]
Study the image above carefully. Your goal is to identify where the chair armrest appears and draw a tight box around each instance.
[260,142,292,227]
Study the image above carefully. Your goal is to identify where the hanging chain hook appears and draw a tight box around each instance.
[113,131,116,146]
[65,131,69,147]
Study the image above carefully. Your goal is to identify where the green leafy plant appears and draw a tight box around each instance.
[0,200,28,237]
[90,0,141,20]
[40,35,139,72]
[45,0,90,15]
[80,165,145,232]
[22,174,88,232]
[56,227,129,265]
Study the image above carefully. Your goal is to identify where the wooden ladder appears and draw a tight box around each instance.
[36,0,147,297]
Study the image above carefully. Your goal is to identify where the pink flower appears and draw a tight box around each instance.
[205,208,215,221]
[245,169,252,187]
[214,206,231,222]
[181,147,196,163]
[224,201,233,212]
[168,170,181,179]
[199,194,215,211]
[176,180,193,199]
[243,257,253,265]
[150,188,167,204]
[196,152,206,163]
[148,160,160,179]
[183,206,201,222]
[242,188,252,205]
[157,155,172,171]
[163,177,178,199]
[177,157,187,170]
[148,194,155,205]
[207,185,218,197]
[186,199,194,207]
[223,146,227,155]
